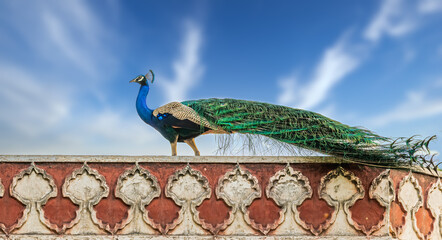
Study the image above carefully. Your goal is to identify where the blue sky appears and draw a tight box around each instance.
[0,0,441,156]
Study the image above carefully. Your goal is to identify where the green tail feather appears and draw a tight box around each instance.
[183,98,438,167]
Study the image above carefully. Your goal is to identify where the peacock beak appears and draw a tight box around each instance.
[129,78,137,83]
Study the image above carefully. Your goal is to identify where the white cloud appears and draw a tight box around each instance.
[369,89,442,127]
[159,21,204,102]
[278,0,442,112]
[277,36,362,110]
[277,75,297,105]
[43,13,97,76]
[0,1,120,108]
[299,38,361,109]
[364,0,415,42]
[364,0,442,42]
[0,1,119,135]
[0,108,168,155]
[419,0,442,13]
[85,110,155,144]
[0,65,70,136]
[42,1,117,79]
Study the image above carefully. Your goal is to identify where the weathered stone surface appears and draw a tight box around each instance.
[245,163,284,235]
[428,178,442,240]
[0,163,29,234]
[115,163,160,234]
[397,172,423,239]
[319,167,365,236]
[216,164,261,235]
[193,163,234,234]
[89,163,132,233]
[266,164,311,235]
[166,164,211,235]
[10,163,57,234]
[62,163,109,234]
[39,163,81,234]
[363,169,395,236]
[0,156,439,239]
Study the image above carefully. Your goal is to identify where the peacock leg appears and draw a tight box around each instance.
[170,136,178,156]
[184,138,200,156]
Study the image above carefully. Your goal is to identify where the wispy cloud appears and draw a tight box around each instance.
[84,109,156,144]
[43,13,97,76]
[0,0,121,133]
[0,1,123,153]
[299,38,361,109]
[41,1,117,79]
[419,0,442,13]
[277,74,297,106]
[0,1,115,80]
[278,0,442,112]
[276,78,296,106]
[277,35,362,110]
[0,65,70,136]
[364,0,442,42]
[369,85,442,127]
[364,0,415,42]
[159,21,204,102]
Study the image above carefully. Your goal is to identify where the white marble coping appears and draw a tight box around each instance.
[0,155,439,177]
[0,155,339,163]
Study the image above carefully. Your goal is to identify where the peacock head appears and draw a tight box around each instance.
[130,70,155,85]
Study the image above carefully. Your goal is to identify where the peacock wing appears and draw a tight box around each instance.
[153,102,215,129]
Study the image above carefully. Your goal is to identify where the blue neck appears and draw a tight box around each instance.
[136,84,154,124]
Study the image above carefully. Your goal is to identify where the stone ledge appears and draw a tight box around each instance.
[1,155,438,177]
[0,155,342,163]
[0,156,440,239]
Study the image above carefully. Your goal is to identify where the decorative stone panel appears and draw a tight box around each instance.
[366,169,395,235]
[115,163,160,234]
[216,164,261,235]
[0,163,29,234]
[10,163,57,234]
[165,164,211,235]
[318,166,365,235]
[266,164,312,235]
[397,172,424,239]
[0,155,439,239]
[62,163,109,234]
[427,178,442,240]
[370,170,395,209]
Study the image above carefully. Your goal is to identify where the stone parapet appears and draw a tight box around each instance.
[0,156,440,239]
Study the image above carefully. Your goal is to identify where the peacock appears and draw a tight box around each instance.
[130,70,438,169]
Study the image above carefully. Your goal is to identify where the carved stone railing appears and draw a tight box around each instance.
[0,155,440,239]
